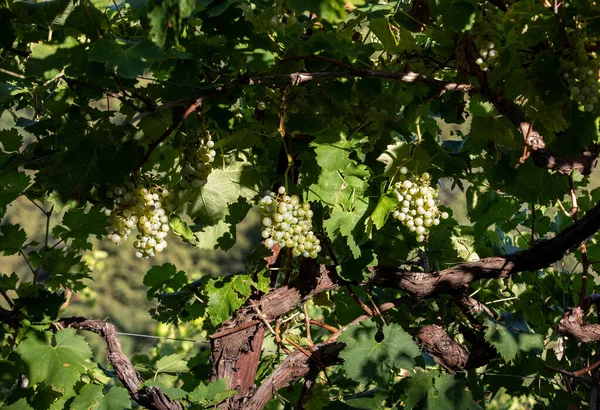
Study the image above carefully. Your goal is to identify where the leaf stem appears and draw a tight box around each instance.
[20,250,36,279]
[0,289,15,309]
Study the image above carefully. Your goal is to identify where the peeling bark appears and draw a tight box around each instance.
[559,307,600,343]
[60,317,183,410]
[210,263,339,407]
[243,343,345,410]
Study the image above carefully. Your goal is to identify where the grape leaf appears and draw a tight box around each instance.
[0,170,30,218]
[0,272,19,291]
[2,398,34,410]
[308,165,370,210]
[186,154,265,225]
[338,319,420,386]
[405,372,482,410]
[377,141,431,177]
[52,207,108,251]
[203,276,251,326]
[88,39,166,78]
[17,328,92,392]
[70,385,132,410]
[143,263,188,295]
[188,378,237,406]
[311,138,355,171]
[0,128,22,152]
[369,193,397,231]
[484,312,544,363]
[155,353,188,374]
[0,224,27,256]
[370,18,397,51]
[323,199,369,258]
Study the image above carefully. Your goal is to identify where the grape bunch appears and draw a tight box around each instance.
[104,181,172,258]
[475,42,498,72]
[471,3,502,71]
[391,168,448,243]
[181,131,216,189]
[259,186,321,258]
[561,39,599,112]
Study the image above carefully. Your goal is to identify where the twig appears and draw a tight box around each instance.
[309,319,338,333]
[250,300,277,336]
[285,337,312,358]
[345,285,373,316]
[530,203,536,246]
[303,303,314,346]
[574,357,600,377]
[209,320,261,339]
[276,319,292,354]
[134,97,204,172]
[0,289,15,309]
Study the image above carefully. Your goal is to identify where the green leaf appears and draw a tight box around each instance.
[53,207,108,251]
[0,128,23,152]
[440,0,476,32]
[70,385,132,410]
[203,275,252,326]
[369,193,397,230]
[188,378,237,406]
[286,0,364,22]
[186,153,265,225]
[17,328,92,392]
[370,18,397,51]
[2,398,34,410]
[405,371,482,410]
[307,163,370,211]
[338,319,420,386]
[484,312,544,363]
[323,199,369,258]
[0,272,19,291]
[143,263,188,295]
[155,353,188,374]
[0,169,30,218]
[0,224,27,256]
[88,39,166,78]
[10,0,77,27]
[244,48,277,71]
[377,141,431,177]
[311,138,355,171]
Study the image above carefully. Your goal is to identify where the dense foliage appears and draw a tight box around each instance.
[3,0,600,408]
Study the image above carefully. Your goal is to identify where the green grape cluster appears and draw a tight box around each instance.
[391,168,448,243]
[181,131,216,189]
[561,39,599,112]
[259,186,321,258]
[472,4,501,71]
[105,182,172,258]
[475,42,498,72]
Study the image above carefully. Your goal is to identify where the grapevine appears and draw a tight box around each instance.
[180,131,217,189]
[391,167,448,242]
[259,186,321,258]
[105,181,173,258]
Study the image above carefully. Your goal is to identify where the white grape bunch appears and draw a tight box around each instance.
[391,167,448,243]
[181,131,217,189]
[561,38,599,112]
[259,186,321,258]
[104,181,172,258]
[471,3,501,71]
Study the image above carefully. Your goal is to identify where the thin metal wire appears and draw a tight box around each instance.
[115,331,209,344]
